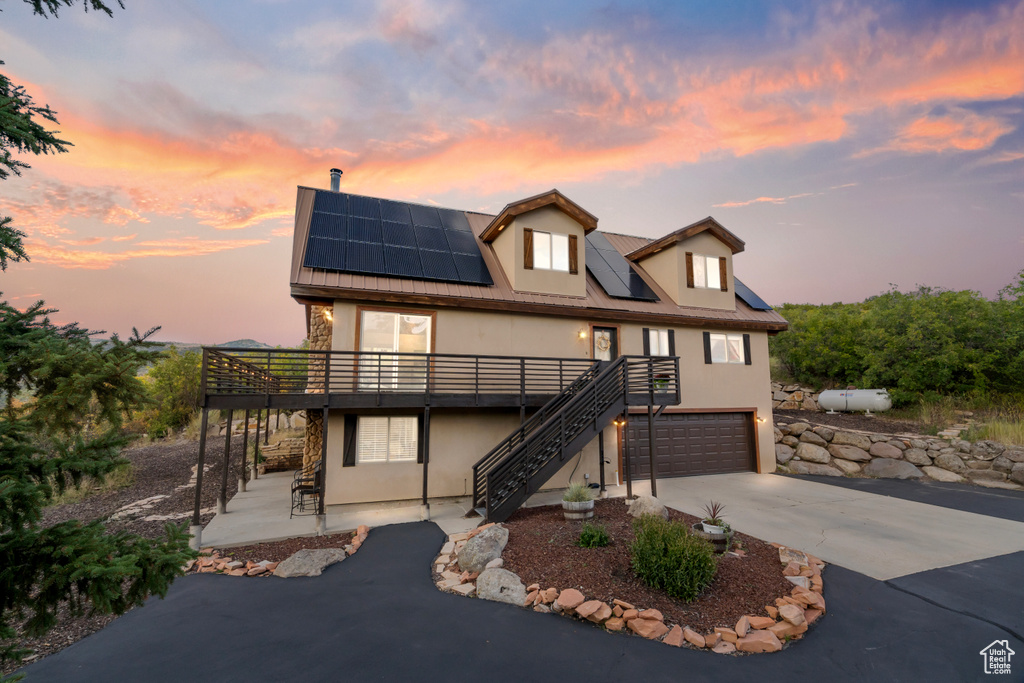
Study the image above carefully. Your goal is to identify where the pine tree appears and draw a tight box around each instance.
[1,0,194,671]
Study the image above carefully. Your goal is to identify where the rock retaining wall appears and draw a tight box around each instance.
[259,437,304,474]
[775,420,1024,490]
[770,383,821,411]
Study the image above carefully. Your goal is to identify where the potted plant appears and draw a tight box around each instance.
[562,481,595,520]
[691,501,733,553]
[700,501,727,534]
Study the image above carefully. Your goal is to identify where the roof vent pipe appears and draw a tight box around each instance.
[330,168,343,192]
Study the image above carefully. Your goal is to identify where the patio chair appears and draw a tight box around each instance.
[290,460,322,517]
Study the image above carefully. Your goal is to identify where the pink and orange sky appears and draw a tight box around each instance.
[2,0,1022,346]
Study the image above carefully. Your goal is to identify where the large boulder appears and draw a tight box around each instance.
[832,459,862,475]
[933,453,968,475]
[475,524,509,551]
[812,426,835,442]
[476,568,526,606]
[992,456,1014,473]
[903,448,932,466]
[827,444,871,462]
[787,422,811,436]
[458,537,503,573]
[273,548,346,577]
[869,442,903,459]
[863,458,923,480]
[799,431,828,447]
[1009,463,1024,486]
[922,466,965,483]
[832,431,872,451]
[795,442,831,464]
[788,461,843,477]
[775,444,795,464]
[629,495,669,520]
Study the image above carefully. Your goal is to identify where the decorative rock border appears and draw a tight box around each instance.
[433,525,827,655]
[775,420,1024,490]
[184,524,371,577]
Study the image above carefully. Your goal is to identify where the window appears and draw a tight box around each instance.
[703,332,750,365]
[643,327,674,356]
[686,252,727,291]
[527,229,570,271]
[356,416,418,463]
[358,309,432,391]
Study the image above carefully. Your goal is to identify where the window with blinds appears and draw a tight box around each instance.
[356,416,418,463]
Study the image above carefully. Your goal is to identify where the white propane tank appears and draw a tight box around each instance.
[817,389,892,414]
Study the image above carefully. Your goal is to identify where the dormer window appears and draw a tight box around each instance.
[524,228,578,274]
[686,252,728,292]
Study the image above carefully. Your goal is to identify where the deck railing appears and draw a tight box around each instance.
[202,347,597,406]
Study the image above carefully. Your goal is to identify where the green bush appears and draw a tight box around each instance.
[577,522,610,548]
[630,514,716,602]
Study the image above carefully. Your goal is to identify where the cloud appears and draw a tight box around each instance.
[973,149,1024,166]
[856,107,1013,156]
[111,233,137,242]
[714,192,817,208]
[24,236,269,270]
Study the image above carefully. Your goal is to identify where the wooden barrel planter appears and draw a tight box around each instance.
[562,500,595,520]
[691,523,733,554]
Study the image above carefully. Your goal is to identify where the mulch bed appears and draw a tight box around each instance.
[501,499,794,633]
[213,532,355,563]
[774,409,922,435]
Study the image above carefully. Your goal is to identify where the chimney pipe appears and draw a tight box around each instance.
[330,168,343,192]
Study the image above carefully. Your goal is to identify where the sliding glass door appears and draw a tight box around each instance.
[358,310,432,391]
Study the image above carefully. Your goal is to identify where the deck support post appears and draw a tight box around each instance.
[253,410,261,480]
[598,429,606,494]
[421,407,431,510]
[217,409,233,514]
[189,408,210,550]
[315,407,328,533]
[647,405,657,498]
[623,414,633,500]
[239,410,250,493]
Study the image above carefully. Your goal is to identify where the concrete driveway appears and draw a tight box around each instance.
[630,472,1024,580]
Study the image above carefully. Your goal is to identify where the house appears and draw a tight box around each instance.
[280,173,786,516]
[193,174,787,531]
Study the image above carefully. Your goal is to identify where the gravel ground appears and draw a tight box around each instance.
[501,499,797,633]
[5,434,245,675]
[774,409,924,435]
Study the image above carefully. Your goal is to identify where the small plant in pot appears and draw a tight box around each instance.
[562,481,595,520]
[700,501,727,534]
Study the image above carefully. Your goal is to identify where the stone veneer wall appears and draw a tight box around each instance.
[774,420,1024,490]
[771,382,820,411]
[304,304,333,468]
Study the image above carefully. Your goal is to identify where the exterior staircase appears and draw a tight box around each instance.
[472,355,680,522]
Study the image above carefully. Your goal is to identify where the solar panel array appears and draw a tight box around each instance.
[584,233,659,301]
[733,278,773,311]
[303,191,493,286]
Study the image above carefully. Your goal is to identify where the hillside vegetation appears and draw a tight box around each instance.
[769,272,1024,410]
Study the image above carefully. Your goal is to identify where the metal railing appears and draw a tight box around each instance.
[202,347,596,406]
[479,355,680,521]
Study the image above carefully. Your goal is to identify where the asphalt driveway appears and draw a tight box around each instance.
[22,514,1024,682]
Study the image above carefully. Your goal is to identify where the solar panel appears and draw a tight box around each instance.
[303,191,493,286]
[734,278,773,311]
[409,203,442,228]
[585,233,658,301]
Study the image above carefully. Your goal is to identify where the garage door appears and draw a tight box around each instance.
[626,412,755,478]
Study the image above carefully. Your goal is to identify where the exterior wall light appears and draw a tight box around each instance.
[578,329,588,340]
[323,309,333,322]
[756,416,766,423]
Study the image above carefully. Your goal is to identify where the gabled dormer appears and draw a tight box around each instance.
[480,190,596,297]
[626,217,744,311]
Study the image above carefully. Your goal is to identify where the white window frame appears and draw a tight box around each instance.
[709,333,745,364]
[355,416,418,463]
[532,230,569,272]
[693,253,722,289]
[646,328,671,356]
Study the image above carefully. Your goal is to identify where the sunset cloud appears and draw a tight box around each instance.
[857,108,1013,156]
[24,236,269,269]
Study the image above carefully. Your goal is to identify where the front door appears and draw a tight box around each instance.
[592,326,618,362]
[359,310,432,390]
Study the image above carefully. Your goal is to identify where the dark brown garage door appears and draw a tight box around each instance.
[626,412,755,478]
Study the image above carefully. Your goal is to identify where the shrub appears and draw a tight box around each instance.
[630,514,717,602]
[577,522,610,548]
[562,481,592,503]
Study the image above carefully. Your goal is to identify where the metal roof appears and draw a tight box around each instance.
[290,187,787,331]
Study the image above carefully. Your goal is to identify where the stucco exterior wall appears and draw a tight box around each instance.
[490,205,587,297]
[322,299,776,503]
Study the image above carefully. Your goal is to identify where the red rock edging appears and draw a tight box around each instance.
[184,524,371,577]
[434,525,826,655]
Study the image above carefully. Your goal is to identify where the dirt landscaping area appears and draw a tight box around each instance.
[774,408,922,435]
[501,499,798,633]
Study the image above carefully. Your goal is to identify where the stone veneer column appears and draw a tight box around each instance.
[304,304,333,467]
